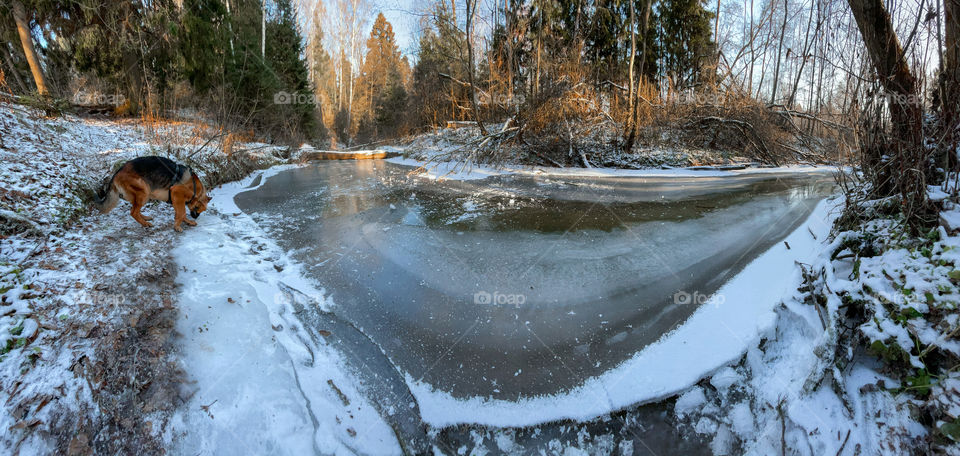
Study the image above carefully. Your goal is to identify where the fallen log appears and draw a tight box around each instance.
[300,150,400,161]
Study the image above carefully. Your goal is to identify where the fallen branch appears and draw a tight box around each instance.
[692,116,781,166]
[187,132,227,159]
[438,73,491,100]
[0,209,43,234]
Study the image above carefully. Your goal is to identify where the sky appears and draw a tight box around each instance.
[377,0,424,56]
[300,0,497,59]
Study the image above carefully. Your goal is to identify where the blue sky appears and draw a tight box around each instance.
[377,0,423,56]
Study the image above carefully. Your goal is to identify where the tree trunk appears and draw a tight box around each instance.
[11,0,48,96]
[465,0,487,135]
[935,0,960,173]
[714,0,721,44]
[625,0,637,151]
[847,0,925,213]
[847,0,920,141]
[121,48,144,113]
[226,0,235,56]
[1,47,28,94]
[787,1,818,108]
[944,0,960,141]
[261,0,266,58]
[747,0,755,94]
[770,0,788,104]
[507,0,515,113]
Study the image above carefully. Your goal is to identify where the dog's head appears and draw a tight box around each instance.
[188,178,210,219]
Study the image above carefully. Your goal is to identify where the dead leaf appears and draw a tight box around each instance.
[9,418,41,430]
[33,395,53,414]
[67,432,90,456]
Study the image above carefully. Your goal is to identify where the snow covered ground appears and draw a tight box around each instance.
[667,191,960,454]
[0,102,288,454]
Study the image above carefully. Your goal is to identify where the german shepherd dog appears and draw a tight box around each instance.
[94,156,210,232]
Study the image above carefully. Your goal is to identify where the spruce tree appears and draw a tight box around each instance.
[658,0,716,90]
[358,13,408,139]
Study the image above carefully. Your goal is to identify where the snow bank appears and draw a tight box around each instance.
[407,198,840,427]
[166,166,401,455]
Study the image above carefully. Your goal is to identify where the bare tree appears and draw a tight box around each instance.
[465,0,487,134]
[770,0,788,103]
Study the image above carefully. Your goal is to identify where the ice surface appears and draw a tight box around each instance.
[231,161,836,427]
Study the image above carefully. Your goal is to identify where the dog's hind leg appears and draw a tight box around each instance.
[130,194,153,228]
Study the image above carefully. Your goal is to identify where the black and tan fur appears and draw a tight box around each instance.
[94,156,210,232]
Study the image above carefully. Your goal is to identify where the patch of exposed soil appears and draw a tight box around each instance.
[5,204,189,455]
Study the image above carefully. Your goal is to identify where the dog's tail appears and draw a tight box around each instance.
[93,168,121,214]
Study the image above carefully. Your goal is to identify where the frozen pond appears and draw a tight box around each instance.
[233,160,835,405]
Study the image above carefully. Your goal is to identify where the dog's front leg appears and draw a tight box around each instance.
[172,193,187,232]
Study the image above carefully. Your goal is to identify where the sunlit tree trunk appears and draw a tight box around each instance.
[11,0,47,96]
[625,0,637,151]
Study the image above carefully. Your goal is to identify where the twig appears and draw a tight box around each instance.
[187,132,227,159]
[836,429,851,456]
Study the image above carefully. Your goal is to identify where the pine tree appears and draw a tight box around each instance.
[265,0,316,136]
[306,5,335,140]
[357,13,408,139]
[179,0,228,95]
[658,0,716,90]
[410,2,468,128]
